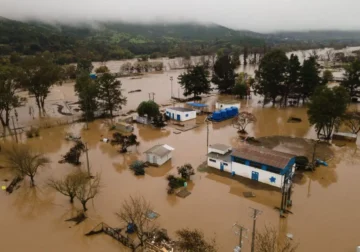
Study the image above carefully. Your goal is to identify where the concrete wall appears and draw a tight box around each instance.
[208,146,231,155]
[215,102,241,110]
[207,157,231,172]
[146,153,172,166]
[165,109,196,121]
[231,162,284,188]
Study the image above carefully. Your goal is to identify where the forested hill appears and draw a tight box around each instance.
[0,17,265,63]
[272,30,360,42]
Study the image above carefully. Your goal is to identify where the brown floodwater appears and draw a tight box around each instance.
[1,48,360,252]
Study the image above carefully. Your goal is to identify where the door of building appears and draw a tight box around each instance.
[172,113,174,119]
[220,162,224,171]
[177,114,180,121]
[251,171,259,181]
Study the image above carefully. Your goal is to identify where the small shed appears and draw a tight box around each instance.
[186,102,208,113]
[332,132,357,142]
[165,107,196,121]
[207,144,232,172]
[144,144,174,166]
[114,121,134,133]
[215,100,241,110]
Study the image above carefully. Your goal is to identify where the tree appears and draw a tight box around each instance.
[97,73,127,117]
[63,65,77,80]
[232,48,241,67]
[342,110,360,134]
[0,66,21,128]
[233,112,257,134]
[111,132,140,153]
[48,171,88,203]
[255,226,298,252]
[322,70,334,84]
[299,56,322,104]
[308,86,350,139]
[177,164,195,180]
[137,100,160,118]
[95,65,110,74]
[76,58,93,74]
[75,173,101,212]
[282,54,301,107]
[176,228,217,252]
[233,72,249,98]
[254,50,288,105]
[243,46,249,65]
[325,49,334,63]
[116,195,156,246]
[120,62,132,75]
[20,55,62,114]
[212,55,236,94]
[4,144,50,187]
[178,65,211,99]
[75,72,99,120]
[341,60,360,98]
[63,141,86,165]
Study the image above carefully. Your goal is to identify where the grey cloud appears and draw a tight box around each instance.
[1,0,359,32]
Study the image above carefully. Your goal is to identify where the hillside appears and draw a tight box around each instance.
[0,17,265,62]
[273,30,360,42]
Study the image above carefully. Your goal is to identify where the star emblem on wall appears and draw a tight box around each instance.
[269,176,276,183]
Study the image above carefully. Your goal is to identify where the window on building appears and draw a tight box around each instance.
[209,159,217,162]
[223,163,228,166]
[233,156,246,164]
[249,161,262,169]
[266,166,281,174]
[186,114,189,117]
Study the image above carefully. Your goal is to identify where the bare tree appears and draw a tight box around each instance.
[255,226,298,252]
[116,195,156,246]
[176,228,217,252]
[301,51,307,60]
[75,173,101,212]
[343,110,360,134]
[309,49,319,60]
[4,144,50,187]
[325,49,334,62]
[233,112,257,134]
[48,171,88,203]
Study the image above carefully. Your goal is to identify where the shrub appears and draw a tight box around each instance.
[177,164,195,180]
[166,175,186,194]
[130,160,146,176]
[25,127,40,138]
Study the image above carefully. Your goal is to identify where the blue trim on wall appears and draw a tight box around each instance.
[261,165,267,171]
[245,160,250,166]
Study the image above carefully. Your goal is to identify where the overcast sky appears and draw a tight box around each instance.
[1,0,359,32]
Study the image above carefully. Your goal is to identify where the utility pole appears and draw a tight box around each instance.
[85,142,90,176]
[311,139,319,171]
[11,116,18,143]
[170,76,173,98]
[250,207,262,252]
[233,222,248,251]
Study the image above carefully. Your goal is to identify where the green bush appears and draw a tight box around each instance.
[130,160,146,175]
[167,175,186,194]
[25,127,40,138]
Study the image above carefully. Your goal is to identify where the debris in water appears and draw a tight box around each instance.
[6,176,23,194]
[243,192,256,198]
[173,131,181,134]
[65,212,87,225]
[287,117,302,123]
[128,89,142,93]
[287,233,294,240]
[146,210,160,220]
[176,189,191,198]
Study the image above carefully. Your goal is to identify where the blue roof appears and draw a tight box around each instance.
[187,102,208,107]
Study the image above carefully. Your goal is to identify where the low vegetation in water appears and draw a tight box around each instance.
[129,160,146,176]
[25,127,40,138]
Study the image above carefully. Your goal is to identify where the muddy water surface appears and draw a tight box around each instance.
[1,47,360,252]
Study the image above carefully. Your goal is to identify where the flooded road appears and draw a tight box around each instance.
[0,47,360,252]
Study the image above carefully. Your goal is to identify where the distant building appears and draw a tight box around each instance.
[114,121,134,133]
[144,144,174,166]
[207,144,295,188]
[332,132,357,142]
[165,107,196,121]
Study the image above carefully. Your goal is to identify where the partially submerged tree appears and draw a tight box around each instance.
[137,100,160,118]
[75,72,99,120]
[75,173,101,212]
[298,56,322,104]
[95,65,110,74]
[282,54,301,107]
[342,110,360,134]
[5,144,50,187]
[176,228,217,252]
[111,132,140,153]
[63,141,86,165]
[178,65,211,99]
[255,226,298,252]
[76,58,94,74]
[177,164,195,180]
[308,86,350,139]
[116,195,156,246]
[20,54,62,114]
[233,112,257,134]
[48,170,88,203]
[212,55,237,94]
[322,70,334,84]
[0,66,21,127]
[341,59,360,98]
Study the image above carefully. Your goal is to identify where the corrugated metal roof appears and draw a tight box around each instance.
[144,144,173,157]
[231,145,294,169]
[166,107,194,112]
[207,152,231,162]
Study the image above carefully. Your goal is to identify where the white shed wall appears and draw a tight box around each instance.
[165,109,196,121]
[146,153,172,166]
[207,158,231,172]
[231,162,284,188]
[208,147,231,155]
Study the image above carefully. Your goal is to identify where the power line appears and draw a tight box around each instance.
[250,207,262,252]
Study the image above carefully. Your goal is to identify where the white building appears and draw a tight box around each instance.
[215,100,241,110]
[144,144,174,166]
[165,107,196,121]
[207,144,295,188]
[207,144,232,172]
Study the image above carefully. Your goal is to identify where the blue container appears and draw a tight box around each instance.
[232,107,239,116]
[220,109,228,119]
[89,73,97,80]
[225,108,232,117]
[212,111,222,121]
